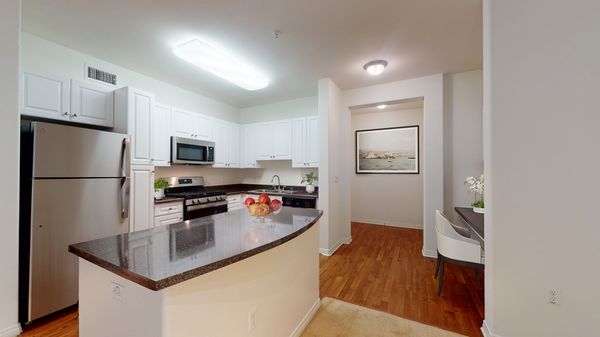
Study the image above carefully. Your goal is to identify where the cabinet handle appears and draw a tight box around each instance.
[72,113,78,118]
[63,111,69,116]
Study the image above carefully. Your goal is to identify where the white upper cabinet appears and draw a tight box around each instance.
[152,103,172,166]
[171,107,212,141]
[306,116,320,167]
[240,124,260,168]
[212,119,240,168]
[70,80,114,127]
[114,87,154,165]
[21,71,70,121]
[21,71,115,127]
[254,119,292,161]
[292,116,319,168]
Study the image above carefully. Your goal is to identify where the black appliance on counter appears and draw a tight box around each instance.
[164,176,227,220]
[282,196,317,208]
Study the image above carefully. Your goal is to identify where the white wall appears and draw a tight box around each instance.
[483,1,600,336]
[351,108,424,228]
[155,161,317,187]
[343,74,444,257]
[21,33,239,123]
[443,70,483,224]
[318,79,352,254]
[0,1,22,336]
[239,96,317,124]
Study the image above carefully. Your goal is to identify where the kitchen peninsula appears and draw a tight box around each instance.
[69,207,322,337]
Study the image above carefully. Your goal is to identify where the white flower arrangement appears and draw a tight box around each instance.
[465,174,484,209]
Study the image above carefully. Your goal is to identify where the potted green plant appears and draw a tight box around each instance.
[465,175,484,213]
[154,178,170,200]
[301,172,318,193]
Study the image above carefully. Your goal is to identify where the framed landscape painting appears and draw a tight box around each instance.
[355,126,419,174]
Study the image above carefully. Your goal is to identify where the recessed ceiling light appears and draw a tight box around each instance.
[363,60,388,76]
[173,39,269,91]
[376,104,387,110]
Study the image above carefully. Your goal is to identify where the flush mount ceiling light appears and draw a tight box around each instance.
[173,39,269,91]
[363,60,388,76]
[376,104,387,110]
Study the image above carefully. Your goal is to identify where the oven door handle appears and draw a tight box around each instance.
[186,201,228,211]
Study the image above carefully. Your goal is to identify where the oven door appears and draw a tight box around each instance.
[184,201,228,220]
[171,137,215,165]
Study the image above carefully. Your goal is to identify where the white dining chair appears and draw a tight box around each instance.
[434,210,484,296]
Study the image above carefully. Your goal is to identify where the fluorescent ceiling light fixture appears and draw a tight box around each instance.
[173,39,269,91]
[363,60,388,76]
[376,104,387,110]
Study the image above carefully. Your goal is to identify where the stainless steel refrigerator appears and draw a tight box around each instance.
[19,121,130,324]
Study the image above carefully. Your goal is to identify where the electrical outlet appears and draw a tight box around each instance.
[111,282,126,303]
[248,307,257,332]
[548,289,559,305]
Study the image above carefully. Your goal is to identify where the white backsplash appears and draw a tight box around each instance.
[155,161,318,187]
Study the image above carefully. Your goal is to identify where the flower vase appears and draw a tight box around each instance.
[473,207,484,214]
[305,184,315,193]
[154,188,165,200]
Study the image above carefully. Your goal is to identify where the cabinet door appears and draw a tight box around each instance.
[271,120,292,159]
[70,80,114,127]
[152,103,171,166]
[229,124,240,167]
[171,108,195,138]
[130,165,155,232]
[129,89,154,165]
[307,116,319,167]
[194,114,213,140]
[212,119,227,167]
[240,124,258,168]
[21,71,70,120]
[291,118,307,167]
[255,123,273,160]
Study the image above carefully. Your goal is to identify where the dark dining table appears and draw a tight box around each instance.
[454,207,484,248]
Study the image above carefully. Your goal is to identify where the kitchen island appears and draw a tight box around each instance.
[69,207,322,337]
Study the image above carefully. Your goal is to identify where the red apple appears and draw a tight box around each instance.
[244,197,256,206]
[269,199,282,212]
[258,193,270,204]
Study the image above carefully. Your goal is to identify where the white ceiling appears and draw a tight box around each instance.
[22,0,482,108]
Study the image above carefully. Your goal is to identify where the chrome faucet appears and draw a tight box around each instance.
[271,175,281,191]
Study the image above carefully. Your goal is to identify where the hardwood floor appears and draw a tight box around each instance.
[20,222,483,337]
[320,222,484,337]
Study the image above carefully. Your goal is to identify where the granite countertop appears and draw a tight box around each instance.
[203,184,319,199]
[154,197,185,205]
[69,207,323,291]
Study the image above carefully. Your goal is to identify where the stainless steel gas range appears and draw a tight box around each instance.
[164,176,228,220]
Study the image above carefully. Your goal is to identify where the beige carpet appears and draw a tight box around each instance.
[301,297,466,337]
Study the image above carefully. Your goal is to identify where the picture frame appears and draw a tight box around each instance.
[355,125,419,174]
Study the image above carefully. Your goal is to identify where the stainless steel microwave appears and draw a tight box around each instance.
[171,137,215,165]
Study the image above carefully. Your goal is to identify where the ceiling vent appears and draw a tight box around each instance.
[85,65,117,86]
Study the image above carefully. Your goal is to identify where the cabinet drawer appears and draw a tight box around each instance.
[154,201,183,216]
[154,213,183,227]
[227,194,242,202]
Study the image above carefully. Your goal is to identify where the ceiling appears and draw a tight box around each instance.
[22,0,482,108]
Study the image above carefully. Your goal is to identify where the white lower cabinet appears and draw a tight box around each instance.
[154,201,184,227]
[227,194,243,212]
[130,165,154,232]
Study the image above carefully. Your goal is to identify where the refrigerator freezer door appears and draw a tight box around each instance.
[29,178,129,321]
[32,122,129,178]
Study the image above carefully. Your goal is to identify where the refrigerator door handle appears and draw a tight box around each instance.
[121,137,130,178]
[120,177,130,219]
[120,137,130,219]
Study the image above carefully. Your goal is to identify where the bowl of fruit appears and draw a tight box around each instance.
[245,194,283,222]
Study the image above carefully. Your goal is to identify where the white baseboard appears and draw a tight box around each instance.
[422,247,437,258]
[319,236,352,256]
[481,320,500,337]
[289,298,320,337]
[352,218,423,230]
[0,323,22,337]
